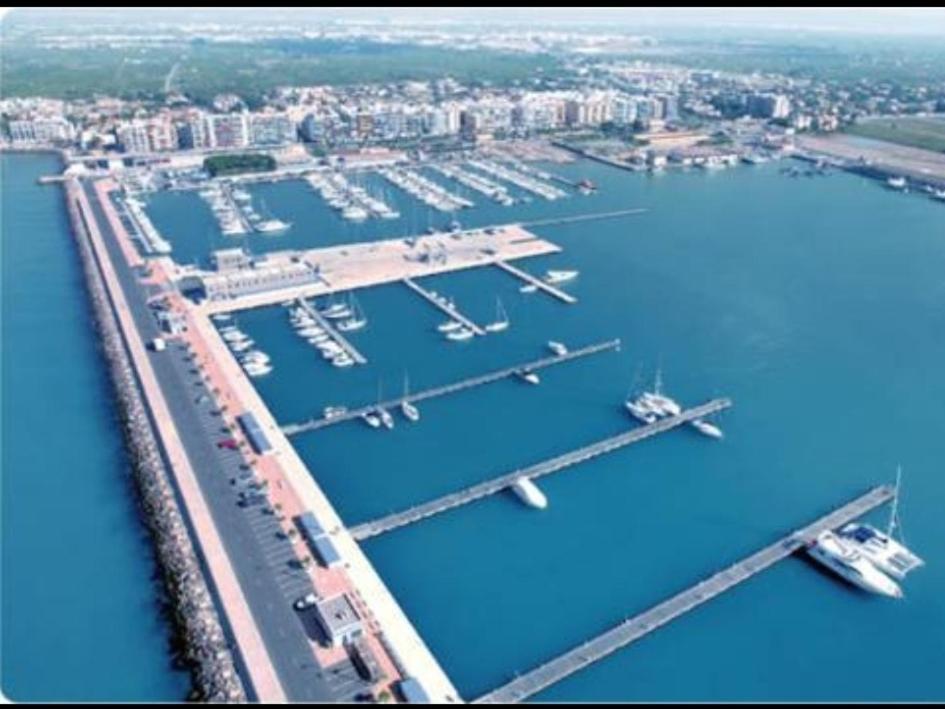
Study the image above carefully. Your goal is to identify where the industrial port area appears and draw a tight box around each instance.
[49,134,926,703]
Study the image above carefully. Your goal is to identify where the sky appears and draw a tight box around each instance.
[4,7,945,36]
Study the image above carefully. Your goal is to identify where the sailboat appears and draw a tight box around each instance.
[838,467,925,580]
[375,381,394,430]
[337,293,367,332]
[484,296,510,333]
[400,372,420,422]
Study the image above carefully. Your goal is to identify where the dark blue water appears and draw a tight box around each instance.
[1,153,190,701]
[147,158,945,700]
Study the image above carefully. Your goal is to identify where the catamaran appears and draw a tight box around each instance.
[484,297,510,333]
[838,467,924,580]
[806,530,903,598]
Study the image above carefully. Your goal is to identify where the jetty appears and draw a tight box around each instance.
[402,277,486,335]
[475,483,895,703]
[296,297,367,365]
[349,398,731,540]
[494,260,577,304]
[520,208,647,229]
[282,339,621,435]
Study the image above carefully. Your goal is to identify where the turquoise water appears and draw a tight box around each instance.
[214,160,945,701]
[1,153,189,701]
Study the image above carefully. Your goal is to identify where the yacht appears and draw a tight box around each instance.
[806,531,903,598]
[544,269,579,284]
[361,412,382,429]
[547,341,568,356]
[446,327,474,342]
[337,295,367,332]
[240,350,271,366]
[378,408,395,430]
[323,406,348,420]
[517,369,540,385]
[229,339,255,353]
[484,297,509,333]
[886,176,907,190]
[691,418,724,439]
[838,468,924,580]
[244,361,273,378]
[437,320,464,333]
[932,189,945,202]
[520,283,539,294]
[641,370,682,417]
[211,313,232,323]
[256,219,291,234]
[321,301,351,319]
[511,477,548,510]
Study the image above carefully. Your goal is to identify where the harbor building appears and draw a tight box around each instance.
[7,116,76,145]
[250,112,298,146]
[312,595,363,648]
[186,251,322,301]
[116,117,178,153]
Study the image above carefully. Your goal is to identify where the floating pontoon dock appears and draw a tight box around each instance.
[349,398,731,540]
[282,339,621,435]
[474,483,895,703]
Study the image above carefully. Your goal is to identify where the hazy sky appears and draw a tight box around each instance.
[6,7,945,36]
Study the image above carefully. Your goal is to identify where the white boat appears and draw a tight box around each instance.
[361,412,381,428]
[544,269,579,284]
[484,297,510,333]
[517,369,540,385]
[332,353,355,368]
[520,283,539,294]
[322,305,353,320]
[336,294,367,332]
[691,418,723,439]
[240,350,271,366]
[547,341,568,356]
[806,531,903,598]
[838,468,924,580]
[641,369,682,417]
[437,320,464,333]
[932,189,945,202]
[256,219,291,234]
[211,313,232,323]
[229,339,254,353]
[401,374,420,422]
[244,361,273,378]
[511,476,548,510]
[222,329,249,343]
[625,397,659,424]
[887,176,907,190]
[324,406,348,419]
[297,326,324,338]
[446,327,474,342]
[308,334,330,345]
[378,408,395,430]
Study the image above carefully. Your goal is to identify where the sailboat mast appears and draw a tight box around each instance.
[888,465,902,538]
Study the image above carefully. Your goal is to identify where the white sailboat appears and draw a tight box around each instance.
[337,293,367,332]
[400,372,420,422]
[484,296,510,333]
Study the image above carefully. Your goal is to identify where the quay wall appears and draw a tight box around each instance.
[63,179,246,703]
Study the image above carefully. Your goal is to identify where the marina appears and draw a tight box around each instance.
[474,484,896,704]
[349,397,731,540]
[495,260,578,304]
[402,277,486,336]
[282,339,622,434]
[294,297,368,365]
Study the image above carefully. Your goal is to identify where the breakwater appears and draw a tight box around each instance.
[64,179,246,702]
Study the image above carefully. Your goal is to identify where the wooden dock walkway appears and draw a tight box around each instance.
[296,297,367,365]
[403,277,486,335]
[474,483,895,704]
[495,260,577,304]
[281,339,622,436]
[349,398,731,541]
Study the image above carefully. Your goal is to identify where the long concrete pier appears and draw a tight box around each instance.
[475,483,895,704]
[296,297,368,364]
[403,277,486,335]
[519,208,648,229]
[282,339,622,435]
[350,398,731,541]
[495,260,578,304]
